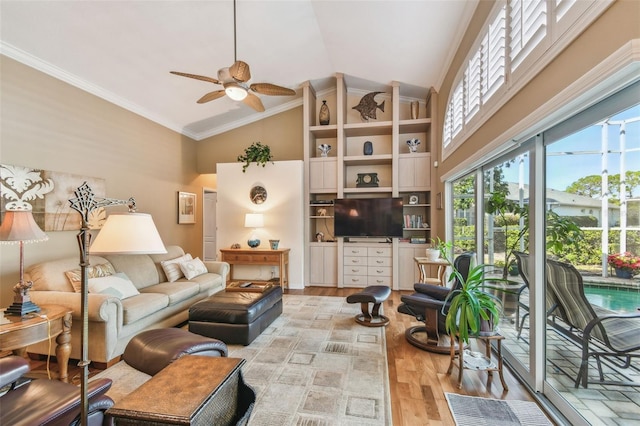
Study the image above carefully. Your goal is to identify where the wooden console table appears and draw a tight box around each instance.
[414,257,449,286]
[220,248,290,288]
[0,304,72,382]
[107,356,247,425]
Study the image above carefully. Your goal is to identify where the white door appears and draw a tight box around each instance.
[203,191,217,261]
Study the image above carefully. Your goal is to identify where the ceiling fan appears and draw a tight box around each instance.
[170,0,295,112]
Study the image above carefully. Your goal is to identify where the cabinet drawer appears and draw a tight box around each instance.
[367,256,392,267]
[367,266,392,277]
[250,254,280,263]
[344,274,367,286]
[367,247,391,257]
[345,247,367,256]
[344,256,367,266]
[223,254,252,262]
[344,265,367,275]
[368,276,392,286]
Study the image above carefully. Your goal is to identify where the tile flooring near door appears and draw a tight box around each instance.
[498,312,640,425]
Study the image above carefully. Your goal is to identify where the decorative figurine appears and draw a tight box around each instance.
[363,141,373,155]
[352,91,385,121]
[318,143,331,157]
[316,232,324,242]
[319,100,330,125]
[406,138,420,153]
[317,208,327,216]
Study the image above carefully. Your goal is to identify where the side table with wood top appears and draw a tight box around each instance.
[220,248,290,288]
[0,304,72,382]
[413,257,449,286]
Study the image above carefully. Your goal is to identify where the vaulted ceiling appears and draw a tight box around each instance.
[0,1,477,140]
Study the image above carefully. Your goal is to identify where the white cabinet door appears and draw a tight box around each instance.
[398,246,424,290]
[309,244,337,286]
[398,153,431,190]
[310,158,337,192]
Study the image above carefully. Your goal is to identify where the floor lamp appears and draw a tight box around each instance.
[69,182,166,426]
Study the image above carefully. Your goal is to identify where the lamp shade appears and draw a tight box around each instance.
[244,213,264,228]
[89,213,166,254]
[0,210,48,244]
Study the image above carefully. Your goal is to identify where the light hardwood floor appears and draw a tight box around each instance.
[289,287,536,425]
[27,287,538,425]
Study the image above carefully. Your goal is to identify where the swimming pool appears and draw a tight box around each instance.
[584,286,640,313]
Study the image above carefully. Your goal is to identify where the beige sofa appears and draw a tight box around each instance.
[25,246,228,366]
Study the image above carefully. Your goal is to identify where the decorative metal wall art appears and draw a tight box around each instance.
[352,92,385,121]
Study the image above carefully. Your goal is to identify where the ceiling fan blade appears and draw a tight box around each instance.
[170,71,221,85]
[250,83,296,96]
[243,92,265,112]
[197,90,226,104]
[229,60,251,82]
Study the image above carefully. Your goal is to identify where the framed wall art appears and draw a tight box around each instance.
[177,191,196,224]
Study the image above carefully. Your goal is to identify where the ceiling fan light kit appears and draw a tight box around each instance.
[170,0,294,112]
[225,82,248,101]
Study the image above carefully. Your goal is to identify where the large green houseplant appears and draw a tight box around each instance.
[237,142,273,173]
[435,241,513,344]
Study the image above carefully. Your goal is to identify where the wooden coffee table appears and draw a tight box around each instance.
[0,304,72,382]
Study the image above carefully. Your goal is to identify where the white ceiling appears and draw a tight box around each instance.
[0,0,476,140]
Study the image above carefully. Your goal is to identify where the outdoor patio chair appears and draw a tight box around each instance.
[546,258,640,388]
[397,252,473,354]
[512,251,568,339]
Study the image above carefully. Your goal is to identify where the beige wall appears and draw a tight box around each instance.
[0,57,205,306]
[196,107,303,174]
[435,0,640,236]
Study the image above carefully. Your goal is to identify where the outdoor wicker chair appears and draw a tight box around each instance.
[546,258,640,388]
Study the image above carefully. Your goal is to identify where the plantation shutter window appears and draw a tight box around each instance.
[443,103,453,147]
[452,80,464,139]
[465,48,482,123]
[481,6,506,103]
[509,0,547,71]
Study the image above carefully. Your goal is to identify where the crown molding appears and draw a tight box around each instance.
[0,42,200,140]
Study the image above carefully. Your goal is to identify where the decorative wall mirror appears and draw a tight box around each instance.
[250,185,267,204]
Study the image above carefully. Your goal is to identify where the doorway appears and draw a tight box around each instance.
[203,190,217,261]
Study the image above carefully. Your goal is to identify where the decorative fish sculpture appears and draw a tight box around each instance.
[352,91,385,121]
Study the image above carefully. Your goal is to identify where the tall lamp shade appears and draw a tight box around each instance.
[0,209,48,316]
[90,213,166,254]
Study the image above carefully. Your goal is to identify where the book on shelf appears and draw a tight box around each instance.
[403,214,424,229]
[410,237,427,244]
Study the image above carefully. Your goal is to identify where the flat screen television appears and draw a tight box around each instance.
[334,197,403,238]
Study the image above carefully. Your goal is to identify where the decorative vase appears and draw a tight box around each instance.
[406,138,420,153]
[425,248,440,261]
[363,141,373,155]
[410,101,419,119]
[269,239,280,250]
[318,143,331,157]
[319,100,330,125]
[614,267,633,279]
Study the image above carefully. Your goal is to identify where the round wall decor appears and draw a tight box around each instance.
[250,185,267,204]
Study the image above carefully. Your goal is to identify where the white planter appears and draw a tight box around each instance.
[425,248,440,261]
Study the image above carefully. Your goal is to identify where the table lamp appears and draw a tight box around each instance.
[0,208,48,316]
[69,182,166,426]
[244,213,264,248]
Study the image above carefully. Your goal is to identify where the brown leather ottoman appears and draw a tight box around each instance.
[188,285,283,345]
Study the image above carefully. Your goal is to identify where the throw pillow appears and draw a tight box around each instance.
[160,253,193,282]
[88,272,140,299]
[65,262,116,292]
[179,257,208,280]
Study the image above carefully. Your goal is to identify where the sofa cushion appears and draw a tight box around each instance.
[160,254,192,282]
[89,273,140,300]
[121,293,169,325]
[140,282,200,306]
[149,246,188,282]
[179,257,208,280]
[66,262,116,292]
[103,254,159,289]
[182,272,222,294]
[26,255,110,292]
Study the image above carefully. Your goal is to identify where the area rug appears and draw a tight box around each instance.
[445,393,553,426]
[93,294,391,425]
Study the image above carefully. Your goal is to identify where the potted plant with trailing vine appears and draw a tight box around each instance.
[237,142,273,173]
[434,240,514,344]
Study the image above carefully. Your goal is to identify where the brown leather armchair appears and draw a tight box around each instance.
[397,252,473,354]
[0,356,114,426]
